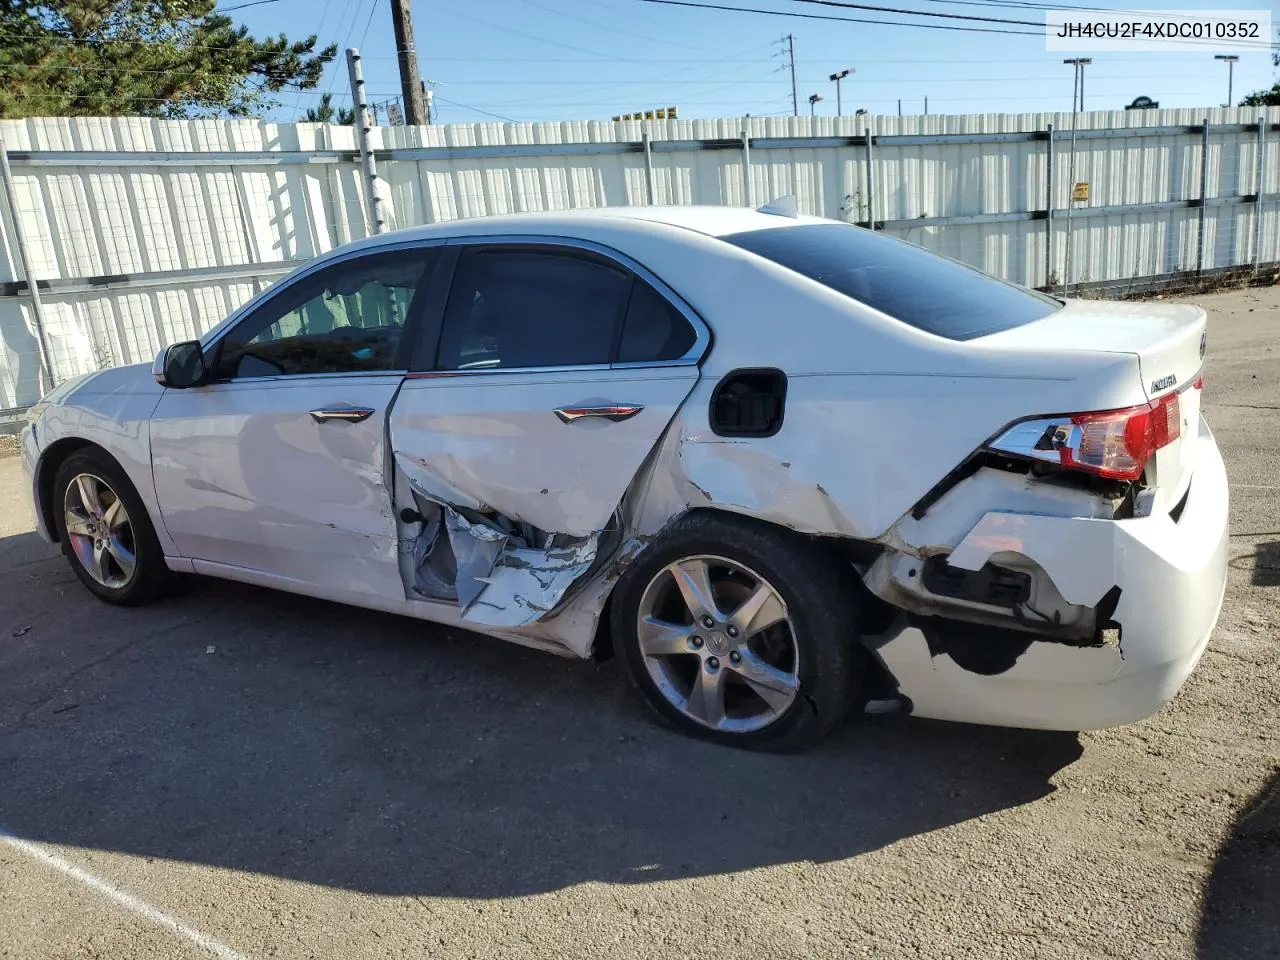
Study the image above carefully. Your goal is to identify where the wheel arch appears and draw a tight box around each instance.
[591,505,886,659]
[36,437,114,543]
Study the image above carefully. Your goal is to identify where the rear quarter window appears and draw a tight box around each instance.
[722,223,1061,340]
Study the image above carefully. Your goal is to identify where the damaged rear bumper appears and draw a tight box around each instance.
[873,417,1229,731]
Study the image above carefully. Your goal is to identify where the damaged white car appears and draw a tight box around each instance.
[20,204,1228,750]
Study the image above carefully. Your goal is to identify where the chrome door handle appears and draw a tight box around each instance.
[554,404,644,424]
[309,406,376,424]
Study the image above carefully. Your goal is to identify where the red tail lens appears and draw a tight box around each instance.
[1059,393,1180,480]
[1193,376,1203,390]
[989,392,1181,481]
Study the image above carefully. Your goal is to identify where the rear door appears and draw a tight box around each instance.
[387,238,707,610]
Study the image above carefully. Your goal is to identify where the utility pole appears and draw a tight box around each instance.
[390,0,429,126]
[787,35,798,117]
[829,69,852,116]
[1215,55,1239,107]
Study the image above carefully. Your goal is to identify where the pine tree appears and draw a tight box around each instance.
[0,0,337,118]
[302,92,354,125]
[1239,29,1280,106]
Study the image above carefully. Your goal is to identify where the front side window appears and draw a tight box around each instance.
[436,247,631,371]
[722,223,1062,341]
[213,248,436,379]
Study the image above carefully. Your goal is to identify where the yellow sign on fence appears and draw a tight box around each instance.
[1072,181,1090,202]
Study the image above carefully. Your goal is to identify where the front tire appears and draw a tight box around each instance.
[612,512,863,752]
[53,449,172,606]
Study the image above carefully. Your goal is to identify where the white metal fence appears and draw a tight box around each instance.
[2,105,1278,410]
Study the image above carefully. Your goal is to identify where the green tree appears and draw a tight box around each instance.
[0,0,337,118]
[1239,83,1280,107]
[302,91,353,125]
[1239,29,1280,106]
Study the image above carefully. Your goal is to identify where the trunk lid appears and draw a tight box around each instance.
[980,299,1206,400]
[980,299,1207,510]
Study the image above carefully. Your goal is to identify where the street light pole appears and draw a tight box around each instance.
[829,69,852,117]
[1215,55,1239,107]
[808,93,823,117]
[1063,57,1091,112]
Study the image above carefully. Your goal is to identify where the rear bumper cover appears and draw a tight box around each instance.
[875,416,1229,731]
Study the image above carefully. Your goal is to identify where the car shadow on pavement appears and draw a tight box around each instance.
[1197,768,1280,959]
[1250,541,1280,587]
[0,534,1083,898]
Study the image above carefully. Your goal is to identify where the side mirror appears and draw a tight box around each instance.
[153,340,207,388]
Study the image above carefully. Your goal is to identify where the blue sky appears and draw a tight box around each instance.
[221,0,1280,124]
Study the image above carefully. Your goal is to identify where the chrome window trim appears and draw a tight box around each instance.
[440,233,711,370]
[200,233,711,378]
[191,370,409,387]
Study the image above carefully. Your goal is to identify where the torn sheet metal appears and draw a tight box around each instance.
[397,456,603,629]
[461,539,599,628]
[443,507,508,610]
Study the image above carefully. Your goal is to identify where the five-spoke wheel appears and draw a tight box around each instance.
[637,555,800,733]
[614,511,863,751]
[53,448,171,605]
[63,473,137,589]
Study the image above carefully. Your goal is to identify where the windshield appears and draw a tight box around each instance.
[722,223,1062,341]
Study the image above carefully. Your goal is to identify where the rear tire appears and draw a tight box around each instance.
[612,511,863,752]
[53,449,173,606]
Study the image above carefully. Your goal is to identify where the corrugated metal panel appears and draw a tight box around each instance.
[1,106,1278,408]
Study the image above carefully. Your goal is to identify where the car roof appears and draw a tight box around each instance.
[352,204,826,252]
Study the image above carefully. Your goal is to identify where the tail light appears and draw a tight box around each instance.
[988,392,1181,481]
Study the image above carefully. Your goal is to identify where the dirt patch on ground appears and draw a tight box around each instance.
[0,434,19,458]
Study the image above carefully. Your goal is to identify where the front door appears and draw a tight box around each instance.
[151,245,442,601]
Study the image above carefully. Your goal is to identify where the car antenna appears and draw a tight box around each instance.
[757,195,798,218]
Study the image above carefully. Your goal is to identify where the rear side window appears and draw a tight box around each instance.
[617,279,697,363]
[722,223,1061,341]
[437,248,630,370]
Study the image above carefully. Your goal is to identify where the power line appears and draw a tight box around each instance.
[631,0,1279,48]
[497,40,780,109]
[899,0,1274,20]
[357,0,382,49]
[431,7,634,59]
[786,0,1042,28]
[630,0,1044,37]
[217,0,284,10]
[783,0,1279,45]
[322,0,376,98]
[294,0,338,116]
[0,64,1219,86]
[431,97,519,123]
[515,0,704,49]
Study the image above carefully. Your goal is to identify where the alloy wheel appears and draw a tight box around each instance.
[63,473,137,589]
[636,554,800,733]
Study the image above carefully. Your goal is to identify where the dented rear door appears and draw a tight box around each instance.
[386,239,707,619]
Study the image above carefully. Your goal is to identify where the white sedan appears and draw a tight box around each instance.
[20,203,1228,751]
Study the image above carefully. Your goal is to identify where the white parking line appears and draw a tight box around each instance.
[0,827,249,960]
